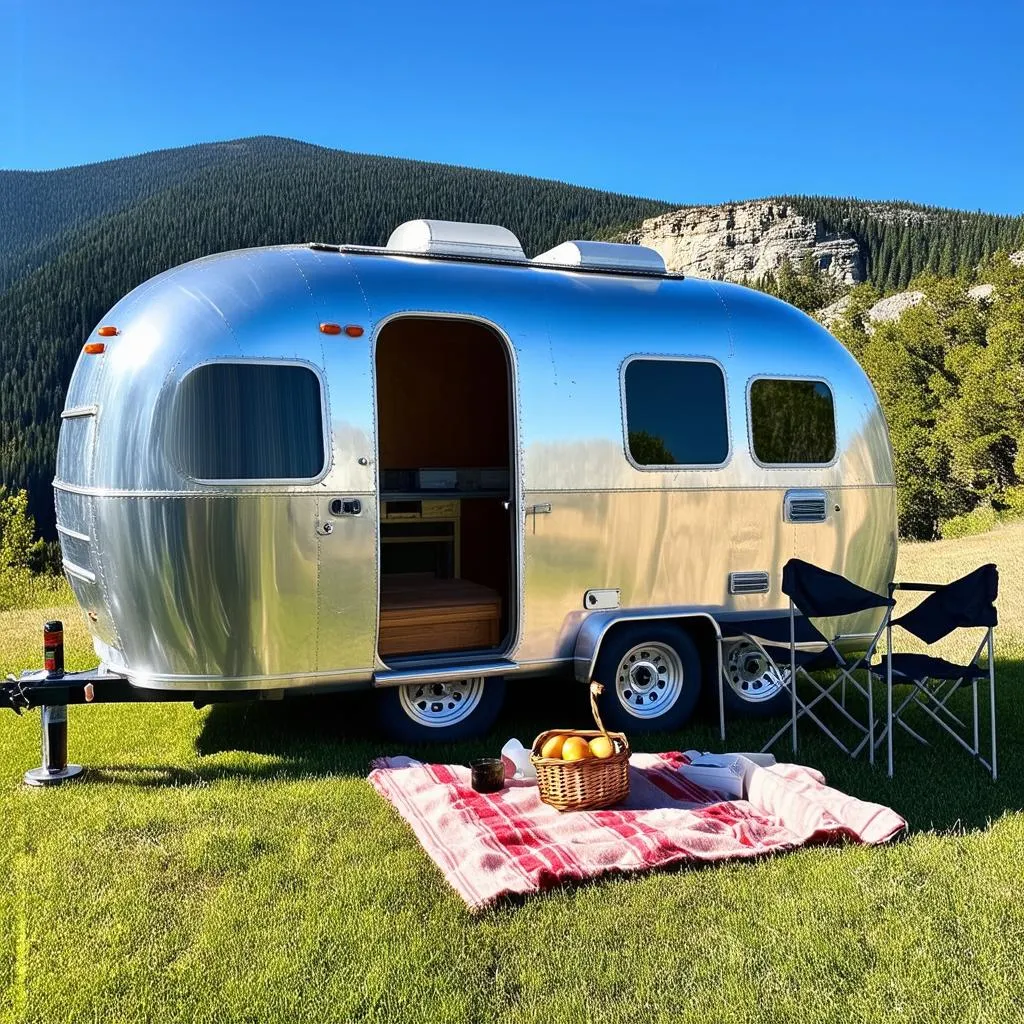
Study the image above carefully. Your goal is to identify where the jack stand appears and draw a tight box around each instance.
[23,621,83,787]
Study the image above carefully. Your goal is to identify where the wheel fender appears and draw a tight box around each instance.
[573,608,723,686]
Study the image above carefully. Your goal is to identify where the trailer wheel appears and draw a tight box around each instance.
[593,623,701,733]
[376,676,505,742]
[720,638,791,719]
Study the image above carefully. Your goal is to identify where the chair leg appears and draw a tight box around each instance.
[761,677,855,757]
[894,714,930,746]
[867,667,875,766]
[790,603,797,754]
[971,679,979,757]
[886,620,894,778]
[988,629,997,781]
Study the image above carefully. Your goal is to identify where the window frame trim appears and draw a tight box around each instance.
[619,353,733,471]
[745,373,839,470]
[171,357,332,486]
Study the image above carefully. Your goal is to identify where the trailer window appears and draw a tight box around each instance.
[623,358,729,467]
[173,362,326,481]
[749,378,836,465]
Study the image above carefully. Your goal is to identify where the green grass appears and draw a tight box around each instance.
[3,530,1024,1023]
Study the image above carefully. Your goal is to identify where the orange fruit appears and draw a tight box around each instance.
[561,736,593,762]
[540,734,568,759]
[589,735,614,759]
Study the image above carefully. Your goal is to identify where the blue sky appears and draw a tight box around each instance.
[1,0,1021,213]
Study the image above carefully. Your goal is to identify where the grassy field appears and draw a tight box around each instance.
[2,528,1024,1022]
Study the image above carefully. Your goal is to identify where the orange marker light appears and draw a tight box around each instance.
[84,342,106,355]
[319,322,342,335]
[97,325,119,337]
[344,325,364,338]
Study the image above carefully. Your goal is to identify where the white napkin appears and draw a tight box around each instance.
[678,750,777,800]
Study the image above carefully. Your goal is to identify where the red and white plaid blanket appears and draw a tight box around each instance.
[369,751,905,912]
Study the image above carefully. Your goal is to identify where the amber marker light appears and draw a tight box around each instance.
[97,325,119,337]
[319,322,342,335]
[344,325,364,338]
[83,342,106,355]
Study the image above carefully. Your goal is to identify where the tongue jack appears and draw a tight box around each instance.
[23,621,84,787]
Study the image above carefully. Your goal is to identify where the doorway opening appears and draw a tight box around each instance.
[375,316,517,662]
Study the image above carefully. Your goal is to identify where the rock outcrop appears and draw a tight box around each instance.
[625,200,863,284]
[867,291,927,324]
[815,295,852,330]
[821,284,1003,336]
[968,283,996,302]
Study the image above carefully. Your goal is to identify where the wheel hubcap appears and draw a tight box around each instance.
[724,640,788,704]
[397,677,485,728]
[614,642,685,720]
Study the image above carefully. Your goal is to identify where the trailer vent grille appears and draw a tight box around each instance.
[784,490,829,524]
[729,571,770,595]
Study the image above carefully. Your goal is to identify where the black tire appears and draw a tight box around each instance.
[719,638,792,719]
[592,623,702,733]
[375,676,506,743]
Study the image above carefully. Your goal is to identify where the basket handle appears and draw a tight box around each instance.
[589,681,612,742]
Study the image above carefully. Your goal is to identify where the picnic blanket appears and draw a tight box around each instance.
[369,751,906,912]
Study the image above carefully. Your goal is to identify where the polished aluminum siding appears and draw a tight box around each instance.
[55,244,897,691]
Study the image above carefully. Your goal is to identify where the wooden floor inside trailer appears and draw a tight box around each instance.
[378,575,502,657]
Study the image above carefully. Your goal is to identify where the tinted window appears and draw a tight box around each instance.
[749,378,836,465]
[174,363,325,480]
[623,359,729,466]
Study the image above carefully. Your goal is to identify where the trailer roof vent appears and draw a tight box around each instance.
[533,240,666,275]
[386,220,526,262]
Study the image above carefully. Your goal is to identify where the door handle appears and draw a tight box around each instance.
[329,498,362,516]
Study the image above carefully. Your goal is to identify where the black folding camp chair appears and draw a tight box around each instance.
[723,559,894,759]
[877,564,998,779]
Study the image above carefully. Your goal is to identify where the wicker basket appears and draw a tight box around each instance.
[529,682,630,811]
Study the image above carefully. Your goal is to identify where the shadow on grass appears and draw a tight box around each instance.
[78,658,1024,834]
[190,682,594,779]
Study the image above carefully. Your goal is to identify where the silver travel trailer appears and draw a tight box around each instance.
[39,220,897,741]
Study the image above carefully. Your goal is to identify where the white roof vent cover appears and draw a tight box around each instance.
[387,219,526,261]
[533,240,666,274]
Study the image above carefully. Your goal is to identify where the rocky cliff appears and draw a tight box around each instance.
[625,200,864,284]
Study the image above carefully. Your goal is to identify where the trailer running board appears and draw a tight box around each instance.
[373,659,516,688]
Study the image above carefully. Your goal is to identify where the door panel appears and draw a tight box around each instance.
[316,492,379,675]
[313,272,378,676]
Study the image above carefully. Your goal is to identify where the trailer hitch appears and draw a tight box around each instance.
[1,675,33,714]
[6,619,264,784]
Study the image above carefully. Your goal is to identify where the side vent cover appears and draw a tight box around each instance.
[784,489,829,524]
[729,571,770,595]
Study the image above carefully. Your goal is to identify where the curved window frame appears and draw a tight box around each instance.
[171,357,332,485]
[619,354,732,471]
[746,374,839,469]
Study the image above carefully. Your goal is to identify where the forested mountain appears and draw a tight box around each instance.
[2,135,1022,540]
[0,141,247,291]
[0,136,672,536]
[783,196,1024,292]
